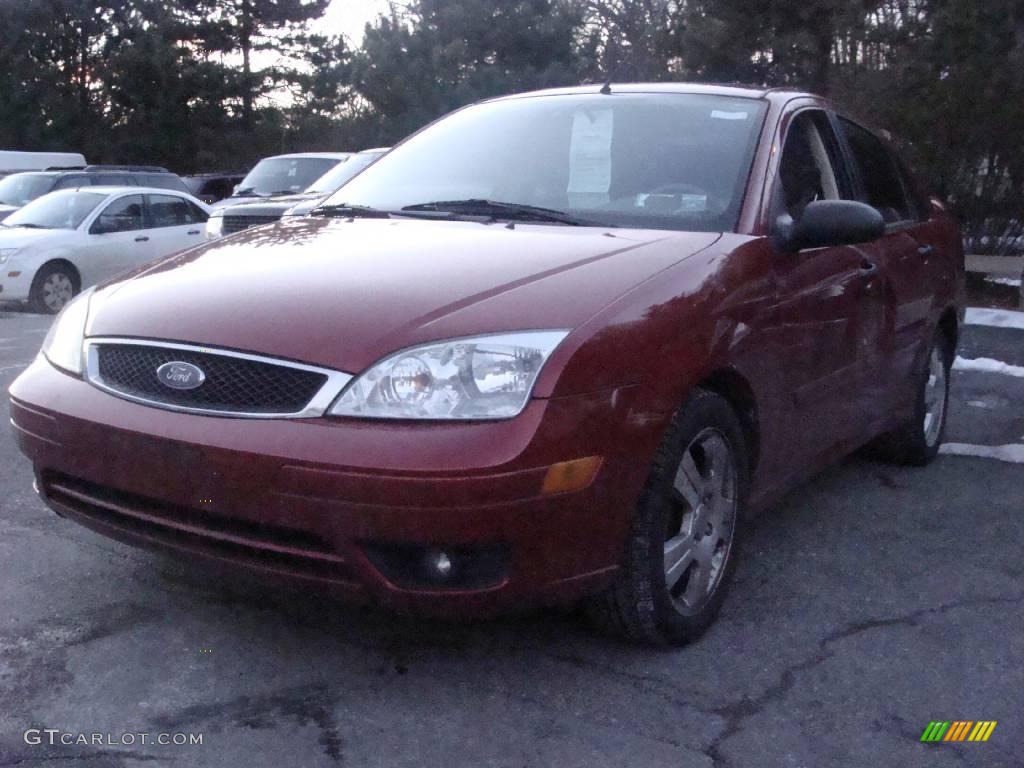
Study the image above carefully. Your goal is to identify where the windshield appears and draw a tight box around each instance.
[3,190,106,230]
[0,173,55,207]
[236,157,342,197]
[305,151,385,194]
[323,93,767,232]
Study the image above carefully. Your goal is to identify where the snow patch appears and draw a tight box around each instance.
[953,356,1024,378]
[984,276,1022,287]
[940,443,1024,464]
[966,400,992,408]
[965,307,1024,330]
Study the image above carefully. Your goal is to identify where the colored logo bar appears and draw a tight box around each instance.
[921,721,997,742]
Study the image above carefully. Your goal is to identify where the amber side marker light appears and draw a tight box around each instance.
[541,456,603,495]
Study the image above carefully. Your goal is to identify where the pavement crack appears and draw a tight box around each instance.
[0,751,172,765]
[703,592,1024,767]
[146,684,344,764]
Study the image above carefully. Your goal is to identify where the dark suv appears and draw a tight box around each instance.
[183,173,246,205]
[0,165,190,221]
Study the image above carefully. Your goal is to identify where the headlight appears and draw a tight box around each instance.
[0,248,19,264]
[40,288,93,375]
[206,211,224,239]
[329,331,569,420]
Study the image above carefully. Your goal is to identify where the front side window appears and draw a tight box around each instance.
[53,175,91,191]
[777,110,849,219]
[2,190,106,230]
[235,158,341,197]
[839,117,913,223]
[0,173,56,206]
[93,195,145,233]
[148,194,206,228]
[323,93,769,232]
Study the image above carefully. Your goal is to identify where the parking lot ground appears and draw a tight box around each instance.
[1,308,1021,768]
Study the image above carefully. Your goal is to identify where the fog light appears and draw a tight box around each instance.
[427,549,453,579]
[363,542,509,590]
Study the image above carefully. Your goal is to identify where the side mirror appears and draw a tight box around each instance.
[90,222,113,235]
[775,200,885,252]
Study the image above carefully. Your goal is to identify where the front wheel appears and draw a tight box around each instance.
[29,263,78,314]
[588,390,748,645]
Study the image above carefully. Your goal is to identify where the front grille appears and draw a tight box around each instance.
[92,343,328,414]
[42,472,354,584]
[223,214,280,234]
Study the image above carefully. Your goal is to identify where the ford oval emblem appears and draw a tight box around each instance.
[156,361,206,390]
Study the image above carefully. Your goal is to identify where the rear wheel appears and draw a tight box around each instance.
[871,331,952,466]
[29,263,78,314]
[588,390,748,645]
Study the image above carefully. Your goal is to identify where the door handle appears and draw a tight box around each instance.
[134,236,149,242]
[917,244,934,257]
[187,229,200,235]
[860,260,878,278]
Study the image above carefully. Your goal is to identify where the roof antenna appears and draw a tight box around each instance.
[599,79,612,95]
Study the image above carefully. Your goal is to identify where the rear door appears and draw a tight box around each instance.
[144,194,207,257]
[769,108,887,468]
[835,117,934,411]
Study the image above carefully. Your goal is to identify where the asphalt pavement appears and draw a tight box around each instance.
[1,306,1021,768]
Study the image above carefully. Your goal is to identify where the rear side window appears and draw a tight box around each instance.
[140,173,190,193]
[838,117,913,223]
[147,194,207,227]
[91,174,134,186]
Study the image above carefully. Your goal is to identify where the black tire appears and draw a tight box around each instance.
[29,262,78,315]
[588,389,749,645]
[870,330,953,466]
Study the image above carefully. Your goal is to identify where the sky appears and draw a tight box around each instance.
[314,0,394,44]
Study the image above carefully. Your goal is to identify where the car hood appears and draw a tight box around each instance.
[0,226,72,249]
[220,194,324,218]
[87,217,721,373]
[211,192,319,211]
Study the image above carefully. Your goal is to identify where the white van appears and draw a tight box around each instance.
[0,151,87,173]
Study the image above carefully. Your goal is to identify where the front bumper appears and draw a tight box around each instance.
[0,265,31,301]
[10,356,664,615]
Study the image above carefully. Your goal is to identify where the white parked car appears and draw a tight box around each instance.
[0,187,209,313]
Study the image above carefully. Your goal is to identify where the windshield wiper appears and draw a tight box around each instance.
[401,199,609,227]
[10,222,48,229]
[310,203,393,219]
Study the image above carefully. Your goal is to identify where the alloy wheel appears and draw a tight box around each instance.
[42,272,74,312]
[664,428,738,615]
[922,345,947,448]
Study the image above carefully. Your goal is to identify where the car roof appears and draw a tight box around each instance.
[261,152,352,161]
[5,169,177,178]
[494,82,815,103]
[84,185,193,195]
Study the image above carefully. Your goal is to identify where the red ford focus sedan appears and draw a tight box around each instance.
[10,84,963,644]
